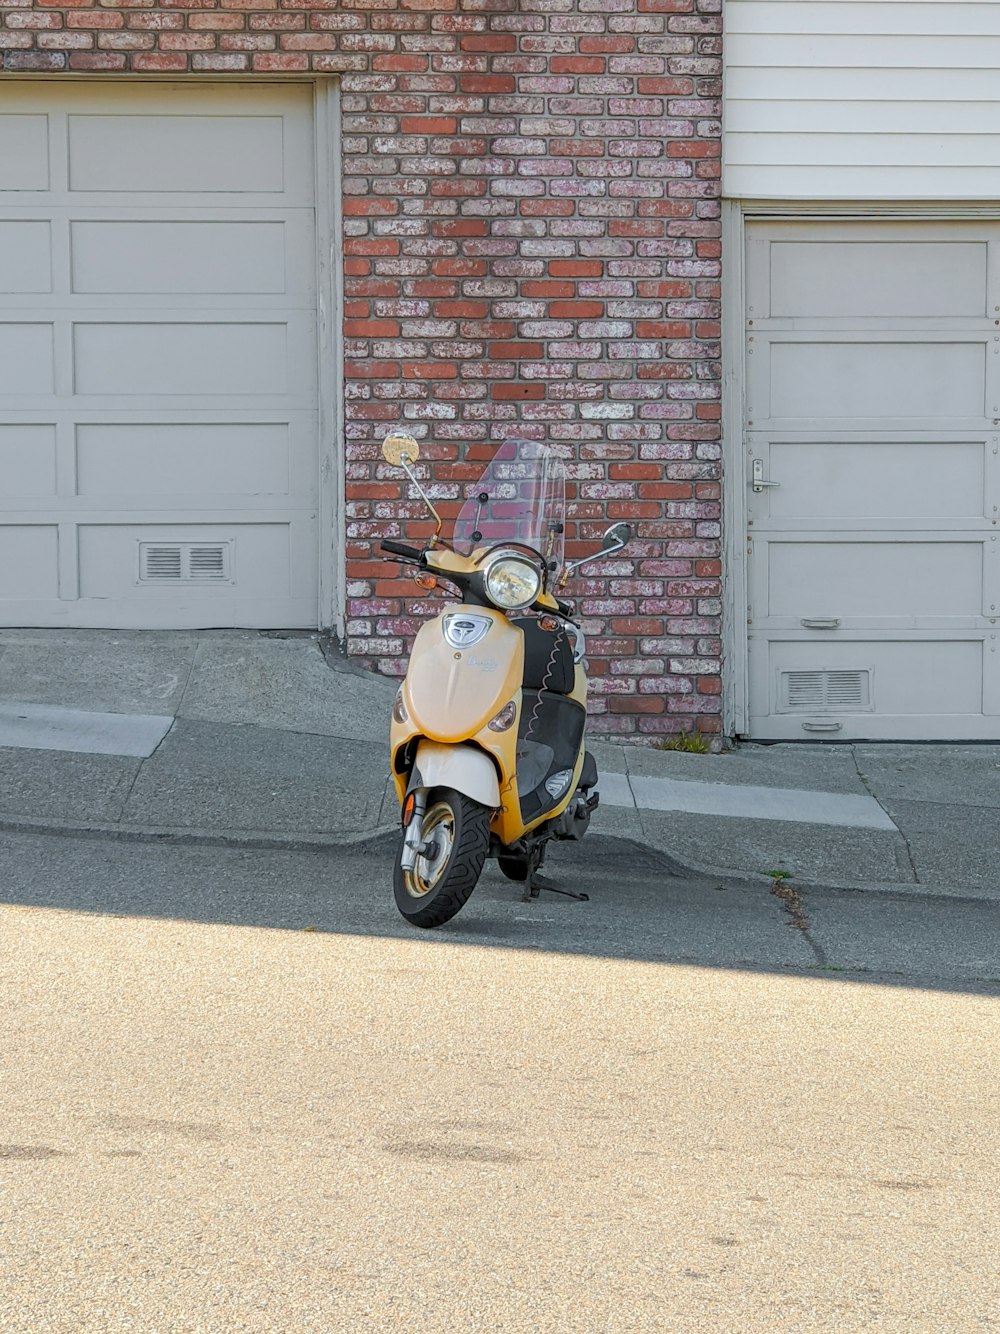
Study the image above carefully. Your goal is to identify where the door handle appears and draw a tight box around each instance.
[800,617,841,629]
[751,459,779,492]
[801,721,843,732]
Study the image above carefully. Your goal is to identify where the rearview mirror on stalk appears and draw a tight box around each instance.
[561,520,633,583]
[382,432,421,467]
[380,431,441,536]
[600,521,632,553]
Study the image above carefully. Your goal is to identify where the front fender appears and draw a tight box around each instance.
[406,740,500,810]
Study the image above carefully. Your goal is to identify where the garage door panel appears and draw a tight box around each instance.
[763,241,988,319]
[764,439,987,520]
[78,523,293,601]
[73,322,291,398]
[67,116,285,195]
[0,115,49,191]
[745,219,999,739]
[0,222,51,293]
[765,540,984,619]
[0,425,57,499]
[70,221,289,297]
[75,423,292,499]
[765,340,987,421]
[0,526,59,599]
[752,638,987,738]
[0,82,321,631]
[0,325,54,395]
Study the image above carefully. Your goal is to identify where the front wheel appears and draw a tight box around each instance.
[393,787,490,928]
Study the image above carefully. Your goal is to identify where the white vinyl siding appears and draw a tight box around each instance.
[725,0,1000,199]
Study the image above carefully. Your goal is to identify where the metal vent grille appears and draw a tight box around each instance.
[779,668,872,713]
[139,545,183,582]
[138,542,231,584]
[188,545,227,580]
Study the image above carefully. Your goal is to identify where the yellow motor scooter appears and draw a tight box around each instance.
[379,432,631,928]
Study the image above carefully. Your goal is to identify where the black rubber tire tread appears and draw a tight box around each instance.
[497,855,529,883]
[393,786,489,928]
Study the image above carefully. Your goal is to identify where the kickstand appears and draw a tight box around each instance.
[523,845,589,903]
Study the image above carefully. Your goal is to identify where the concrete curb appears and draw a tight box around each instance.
[0,811,400,855]
[636,845,1000,905]
[3,808,998,905]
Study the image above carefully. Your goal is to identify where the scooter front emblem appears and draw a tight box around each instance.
[443,613,492,649]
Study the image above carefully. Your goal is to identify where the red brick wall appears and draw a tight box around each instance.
[1,0,723,741]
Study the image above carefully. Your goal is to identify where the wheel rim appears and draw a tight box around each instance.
[403,801,455,899]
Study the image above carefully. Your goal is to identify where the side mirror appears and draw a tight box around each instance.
[600,521,632,554]
[380,431,441,535]
[382,432,420,467]
[562,520,633,582]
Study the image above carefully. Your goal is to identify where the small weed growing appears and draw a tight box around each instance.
[653,731,711,754]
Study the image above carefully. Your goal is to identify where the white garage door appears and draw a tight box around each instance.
[744,220,1000,740]
[0,82,319,629]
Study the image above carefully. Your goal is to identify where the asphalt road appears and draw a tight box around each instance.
[1,830,997,1332]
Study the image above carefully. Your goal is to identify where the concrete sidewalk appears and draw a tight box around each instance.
[1,628,998,901]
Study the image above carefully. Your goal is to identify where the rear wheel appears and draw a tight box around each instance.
[393,787,489,928]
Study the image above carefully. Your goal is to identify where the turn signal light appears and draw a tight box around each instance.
[539,615,559,631]
[392,689,408,724]
[414,571,438,590]
[488,700,518,732]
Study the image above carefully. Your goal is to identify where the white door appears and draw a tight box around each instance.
[0,82,319,629]
[744,220,1000,740]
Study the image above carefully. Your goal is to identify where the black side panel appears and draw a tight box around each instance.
[517,691,587,824]
[510,617,575,694]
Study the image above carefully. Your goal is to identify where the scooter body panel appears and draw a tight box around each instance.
[406,739,501,809]
[390,604,589,846]
[402,606,524,743]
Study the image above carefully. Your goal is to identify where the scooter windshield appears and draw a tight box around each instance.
[453,438,566,577]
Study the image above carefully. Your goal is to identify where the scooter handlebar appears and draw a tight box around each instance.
[380,539,424,562]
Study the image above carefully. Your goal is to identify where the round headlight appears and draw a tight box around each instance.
[484,554,542,610]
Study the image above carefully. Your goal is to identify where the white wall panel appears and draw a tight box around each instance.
[765,341,986,422]
[767,541,983,617]
[68,116,285,194]
[0,116,49,191]
[0,425,57,499]
[71,222,287,296]
[77,523,291,599]
[768,441,985,520]
[0,326,53,395]
[0,223,51,293]
[766,241,987,318]
[75,423,291,498]
[0,527,59,598]
[73,323,289,397]
[725,1,1000,198]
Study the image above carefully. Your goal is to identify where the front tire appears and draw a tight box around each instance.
[393,787,489,928]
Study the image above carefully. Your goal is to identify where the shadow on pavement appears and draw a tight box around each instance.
[1,829,997,998]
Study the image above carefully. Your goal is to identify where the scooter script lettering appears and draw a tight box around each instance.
[467,655,498,673]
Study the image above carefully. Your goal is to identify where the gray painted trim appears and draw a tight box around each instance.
[721,199,749,737]
[315,79,345,636]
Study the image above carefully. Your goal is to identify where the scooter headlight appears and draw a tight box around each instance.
[484,554,542,611]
